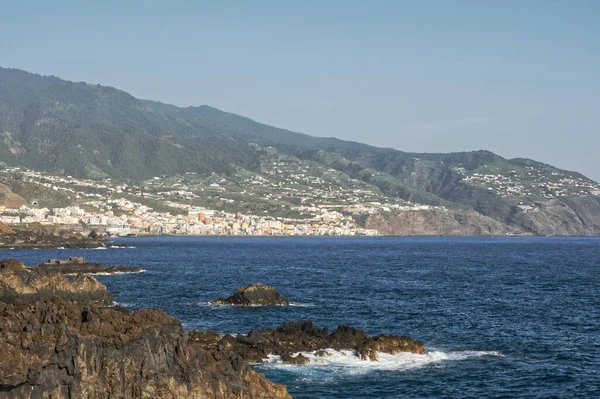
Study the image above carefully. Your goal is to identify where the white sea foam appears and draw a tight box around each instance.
[288,302,315,307]
[113,301,134,308]
[65,270,145,276]
[260,348,502,375]
[91,269,146,276]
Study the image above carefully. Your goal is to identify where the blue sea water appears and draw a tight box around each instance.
[4,236,600,398]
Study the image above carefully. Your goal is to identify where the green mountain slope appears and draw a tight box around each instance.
[1,66,599,235]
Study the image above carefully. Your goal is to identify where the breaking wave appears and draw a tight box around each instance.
[258,348,503,375]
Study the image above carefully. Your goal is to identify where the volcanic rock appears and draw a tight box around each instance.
[0,298,291,399]
[104,265,143,274]
[0,224,103,249]
[211,283,290,306]
[38,258,142,274]
[0,259,112,305]
[192,320,425,364]
[281,353,310,365]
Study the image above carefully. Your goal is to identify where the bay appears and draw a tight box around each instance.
[5,236,600,398]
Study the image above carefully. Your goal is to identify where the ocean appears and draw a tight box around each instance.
[6,236,600,398]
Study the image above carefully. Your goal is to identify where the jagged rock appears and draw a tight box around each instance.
[38,258,142,274]
[0,298,291,399]
[105,265,143,274]
[88,229,108,240]
[0,258,291,399]
[0,259,112,304]
[281,353,310,365]
[211,283,289,306]
[191,320,425,364]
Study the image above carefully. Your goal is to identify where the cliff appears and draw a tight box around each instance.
[366,195,600,237]
[514,196,600,236]
[366,209,516,236]
[0,299,290,399]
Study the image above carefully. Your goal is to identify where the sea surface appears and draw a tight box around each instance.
[5,236,600,398]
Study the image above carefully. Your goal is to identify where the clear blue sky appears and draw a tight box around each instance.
[1,1,599,180]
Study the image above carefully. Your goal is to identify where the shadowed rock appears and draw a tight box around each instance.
[191,320,425,364]
[0,259,112,305]
[211,283,289,306]
[39,258,142,274]
[0,298,291,399]
[281,353,310,365]
[0,224,103,249]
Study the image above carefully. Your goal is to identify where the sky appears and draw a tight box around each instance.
[1,1,599,180]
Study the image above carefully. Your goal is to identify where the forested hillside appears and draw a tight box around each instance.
[2,66,599,234]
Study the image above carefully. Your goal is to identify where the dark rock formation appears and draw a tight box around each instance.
[88,229,108,240]
[0,259,112,304]
[0,298,291,399]
[104,265,143,274]
[192,321,425,364]
[0,261,291,399]
[281,354,310,365]
[211,283,290,306]
[38,258,142,274]
[0,224,103,249]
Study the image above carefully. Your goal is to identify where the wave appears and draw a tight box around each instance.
[197,301,313,308]
[288,302,316,307]
[91,270,146,276]
[258,348,503,375]
[65,270,146,276]
[112,301,134,308]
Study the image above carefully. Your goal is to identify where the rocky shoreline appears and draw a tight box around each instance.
[0,259,426,398]
[39,257,143,275]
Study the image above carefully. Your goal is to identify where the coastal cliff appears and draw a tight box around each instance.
[366,196,600,236]
[366,209,515,236]
[0,299,291,399]
[0,259,291,399]
[514,196,600,236]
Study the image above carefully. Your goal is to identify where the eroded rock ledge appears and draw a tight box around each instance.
[0,259,291,399]
[0,298,291,399]
[190,320,425,363]
[211,283,290,306]
[0,259,112,304]
[39,257,142,274]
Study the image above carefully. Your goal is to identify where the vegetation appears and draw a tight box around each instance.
[1,66,598,230]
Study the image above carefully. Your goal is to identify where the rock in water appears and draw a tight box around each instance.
[211,283,290,306]
[194,320,425,364]
[281,353,310,365]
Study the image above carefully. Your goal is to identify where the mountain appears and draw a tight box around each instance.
[1,66,600,235]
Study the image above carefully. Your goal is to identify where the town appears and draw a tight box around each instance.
[1,150,599,237]
[0,162,439,236]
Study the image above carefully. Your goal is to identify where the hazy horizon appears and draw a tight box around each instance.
[1,1,598,180]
